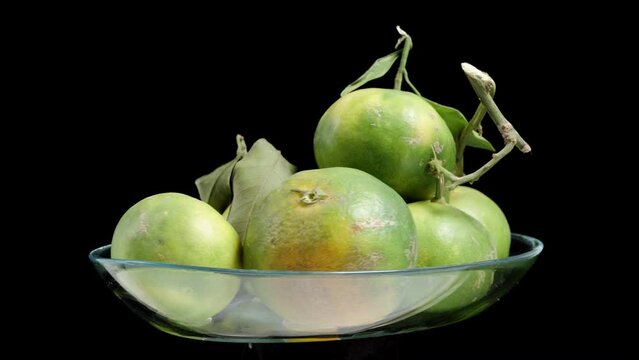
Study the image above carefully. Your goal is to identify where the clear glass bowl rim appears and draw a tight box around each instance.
[89,233,542,277]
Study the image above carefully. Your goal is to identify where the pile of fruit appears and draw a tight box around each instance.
[111,27,530,313]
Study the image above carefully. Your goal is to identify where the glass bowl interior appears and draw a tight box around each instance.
[90,233,542,343]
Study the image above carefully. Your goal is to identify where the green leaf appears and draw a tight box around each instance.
[227,139,296,244]
[423,98,495,152]
[340,49,401,97]
[195,135,247,212]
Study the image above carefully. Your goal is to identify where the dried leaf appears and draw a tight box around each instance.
[227,139,296,243]
[195,135,247,212]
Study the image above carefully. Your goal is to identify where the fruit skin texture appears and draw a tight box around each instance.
[314,88,456,201]
[408,201,496,312]
[243,167,417,271]
[448,186,511,258]
[112,192,241,268]
[111,192,241,326]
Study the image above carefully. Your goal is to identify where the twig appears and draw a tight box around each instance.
[462,63,531,153]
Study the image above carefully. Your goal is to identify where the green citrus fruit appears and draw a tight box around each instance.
[112,192,241,267]
[408,201,496,312]
[449,186,511,258]
[111,192,241,326]
[113,266,241,327]
[244,167,417,271]
[243,167,417,332]
[314,88,456,201]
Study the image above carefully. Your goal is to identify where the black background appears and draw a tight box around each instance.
[46,6,629,359]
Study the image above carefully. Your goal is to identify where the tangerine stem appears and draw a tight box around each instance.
[462,63,531,153]
[433,168,447,204]
[403,69,421,96]
[431,141,515,190]
[393,26,412,90]
[455,77,496,175]
[428,148,448,203]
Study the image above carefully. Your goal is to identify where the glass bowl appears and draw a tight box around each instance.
[90,233,542,343]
